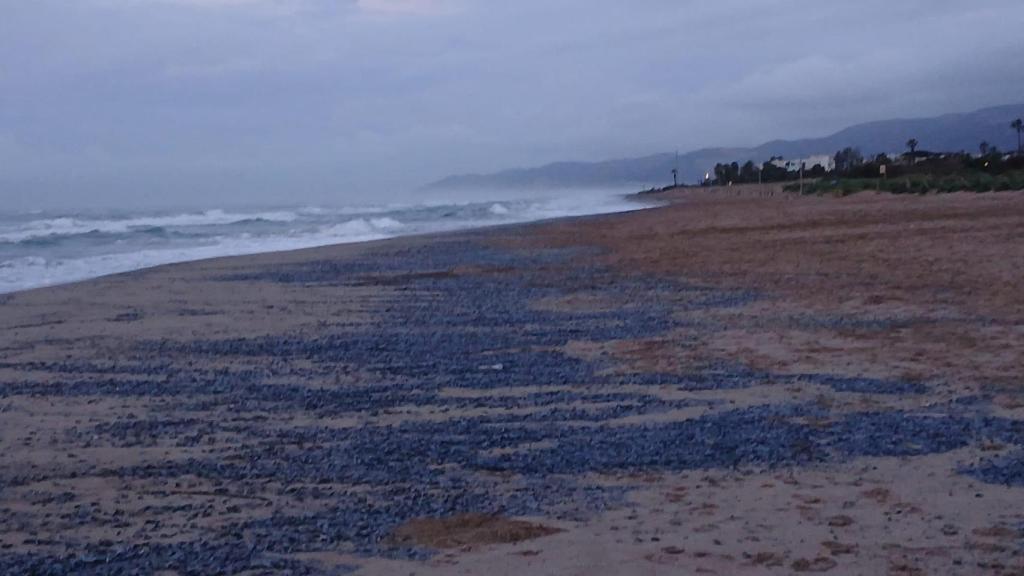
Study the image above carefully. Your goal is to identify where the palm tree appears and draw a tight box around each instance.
[906,138,919,155]
[1012,118,1023,154]
[980,141,990,156]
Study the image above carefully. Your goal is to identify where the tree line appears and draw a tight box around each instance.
[709,158,827,186]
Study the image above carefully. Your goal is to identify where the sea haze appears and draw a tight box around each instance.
[0,192,647,294]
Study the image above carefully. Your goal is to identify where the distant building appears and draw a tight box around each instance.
[803,155,836,172]
[770,155,835,173]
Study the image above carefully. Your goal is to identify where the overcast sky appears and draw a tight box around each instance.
[2,0,1023,209]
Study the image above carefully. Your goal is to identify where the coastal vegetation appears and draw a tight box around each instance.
[789,149,1024,195]
[704,116,1024,195]
[793,170,1024,196]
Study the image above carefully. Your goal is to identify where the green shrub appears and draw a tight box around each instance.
[939,177,966,193]
[776,170,1023,196]
[970,174,994,192]
[889,180,911,194]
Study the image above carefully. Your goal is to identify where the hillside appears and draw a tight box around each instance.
[425,103,1024,190]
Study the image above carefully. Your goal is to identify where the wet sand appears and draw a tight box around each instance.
[2,187,1024,574]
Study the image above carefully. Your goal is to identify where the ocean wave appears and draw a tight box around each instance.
[6,226,196,248]
[368,217,403,229]
[1,193,649,294]
[320,217,404,239]
[297,204,400,216]
[0,209,300,243]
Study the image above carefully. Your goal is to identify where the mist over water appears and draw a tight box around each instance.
[0,191,648,294]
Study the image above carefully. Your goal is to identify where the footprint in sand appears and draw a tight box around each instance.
[665,486,688,503]
[791,557,838,572]
[512,550,541,557]
[965,540,1008,554]
[861,487,891,504]
[971,525,1020,540]
[689,502,719,517]
[643,548,689,567]
[746,551,784,567]
[888,561,926,575]
[821,541,857,556]
[827,515,854,528]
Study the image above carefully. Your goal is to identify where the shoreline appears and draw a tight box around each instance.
[0,192,657,297]
[2,189,1023,574]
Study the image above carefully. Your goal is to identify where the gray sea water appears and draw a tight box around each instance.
[0,192,646,294]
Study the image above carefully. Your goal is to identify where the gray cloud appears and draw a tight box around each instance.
[2,0,1022,209]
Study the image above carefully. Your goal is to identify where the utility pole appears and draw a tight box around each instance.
[799,162,804,195]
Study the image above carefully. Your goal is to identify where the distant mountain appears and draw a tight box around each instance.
[425,104,1024,190]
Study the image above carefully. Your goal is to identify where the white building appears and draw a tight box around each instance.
[771,155,835,172]
[802,155,836,172]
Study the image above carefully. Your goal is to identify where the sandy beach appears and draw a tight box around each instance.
[2,188,1024,575]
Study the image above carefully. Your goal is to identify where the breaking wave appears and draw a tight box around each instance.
[0,193,648,294]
